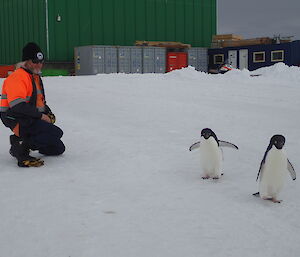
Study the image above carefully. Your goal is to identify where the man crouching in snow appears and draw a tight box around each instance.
[0,42,65,167]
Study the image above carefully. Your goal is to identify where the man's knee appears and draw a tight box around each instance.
[51,124,64,138]
[39,140,65,156]
[38,120,64,138]
[57,141,66,155]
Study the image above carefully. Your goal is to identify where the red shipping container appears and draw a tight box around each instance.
[166,52,187,72]
[0,65,15,78]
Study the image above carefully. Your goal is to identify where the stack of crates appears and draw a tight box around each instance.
[74,45,166,75]
[166,52,188,72]
[142,47,166,73]
[131,47,143,73]
[187,48,208,72]
[118,46,143,73]
[75,46,209,75]
[74,46,118,75]
[105,47,118,74]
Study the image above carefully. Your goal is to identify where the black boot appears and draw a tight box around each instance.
[9,135,44,167]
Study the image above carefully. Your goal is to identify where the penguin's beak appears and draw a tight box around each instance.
[203,134,210,140]
[274,140,284,149]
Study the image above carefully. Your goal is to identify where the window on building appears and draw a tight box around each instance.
[253,52,265,63]
[271,50,284,62]
[214,54,224,64]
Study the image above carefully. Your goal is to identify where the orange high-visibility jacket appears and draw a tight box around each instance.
[0,68,46,136]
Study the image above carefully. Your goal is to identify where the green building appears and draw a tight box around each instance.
[0,0,216,64]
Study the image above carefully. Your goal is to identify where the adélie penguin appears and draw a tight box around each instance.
[253,135,296,203]
[189,128,239,179]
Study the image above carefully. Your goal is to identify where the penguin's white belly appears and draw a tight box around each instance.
[199,139,222,177]
[259,149,287,198]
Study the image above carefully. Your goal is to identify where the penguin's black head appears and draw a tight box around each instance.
[270,134,285,149]
[201,128,217,140]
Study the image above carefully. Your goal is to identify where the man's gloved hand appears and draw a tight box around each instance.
[47,113,56,124]
[44,105,56,124]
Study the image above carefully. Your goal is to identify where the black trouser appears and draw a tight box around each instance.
[20,119,65,156]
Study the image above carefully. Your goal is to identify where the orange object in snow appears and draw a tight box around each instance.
[0,65,15,78]
[166,52,188,72]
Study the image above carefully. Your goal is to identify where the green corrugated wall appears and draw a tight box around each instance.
[0,0,47,65]
[0,0,216,64]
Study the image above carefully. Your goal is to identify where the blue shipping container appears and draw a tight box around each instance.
[208,40,300,71]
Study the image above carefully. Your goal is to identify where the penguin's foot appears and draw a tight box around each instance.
[262,197,282,203]
[202,176,210,179]
[271,198,282,203]
[212,176,220,180]
[262,197,272,201]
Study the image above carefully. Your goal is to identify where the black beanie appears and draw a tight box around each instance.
[22,42,44,62]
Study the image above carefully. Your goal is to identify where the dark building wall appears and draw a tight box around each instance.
[208,41,300,71]
[291,40,300,65]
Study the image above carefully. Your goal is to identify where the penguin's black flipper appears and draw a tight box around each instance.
[219,140,239,150]
[189,141,200,151]
[256,157,266,181]
[287,159,296,180]
[253,192,260,197]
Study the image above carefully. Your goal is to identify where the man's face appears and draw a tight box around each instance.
[26,60,44,74]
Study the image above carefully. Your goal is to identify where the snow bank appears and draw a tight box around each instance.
[251,62,300,83]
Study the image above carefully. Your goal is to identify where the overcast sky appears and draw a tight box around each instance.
[217,0,300,40]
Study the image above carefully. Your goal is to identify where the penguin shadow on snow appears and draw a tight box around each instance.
[189,128,239,180]
[189,129,296,204]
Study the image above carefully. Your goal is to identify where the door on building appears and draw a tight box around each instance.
[239,49,248,70]
[228,50,237,68]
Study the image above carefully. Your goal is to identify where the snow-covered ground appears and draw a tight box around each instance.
[0,63,299,257]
